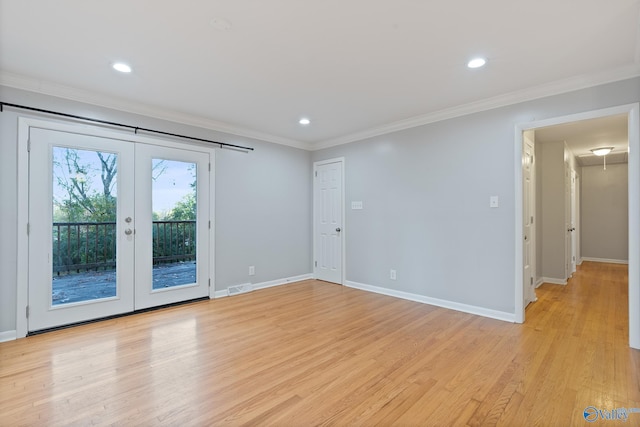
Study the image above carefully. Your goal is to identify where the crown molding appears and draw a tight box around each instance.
[311,64,640,151]
[3,66,639,153]
[0,71,311,151]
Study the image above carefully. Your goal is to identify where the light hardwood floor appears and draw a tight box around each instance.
[1,262,639,426]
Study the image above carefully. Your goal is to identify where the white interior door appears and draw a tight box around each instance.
[134,143,210,309]
[523,134,536,306]
[28,128,135,331]
[314,160,343,284]
[28,127,212,331]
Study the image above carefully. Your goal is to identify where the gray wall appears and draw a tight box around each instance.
[1,77,639,334]
[0,86,312,334]
[312,77,640,314]
[581,163,629,261]
[539,141,567,280]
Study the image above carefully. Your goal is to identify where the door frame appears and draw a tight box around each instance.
[16,117,216,338]
[564,160,572,280]
[514,103,640,350]
[312,157,346,285]
[570,169,578,275]
[522,131,536,306]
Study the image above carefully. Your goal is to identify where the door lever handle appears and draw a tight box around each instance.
[336,227,341,232]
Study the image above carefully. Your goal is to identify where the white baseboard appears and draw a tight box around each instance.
[214,273,313,298]
[535,278,545,288]
[541,277,567,285]
[344,281,515,323]
[581,257,629,265]
[0,330,17,342]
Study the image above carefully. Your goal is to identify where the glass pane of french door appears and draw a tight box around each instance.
[51,146,118,305]
[134,143,210,310]
[29,128,135,331]
[151,159,197,289]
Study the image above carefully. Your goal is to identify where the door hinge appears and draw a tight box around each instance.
[315,261,317,267]
[531,216,534,224]
[27,138,31,152]
[208,220,211,229]
[208,278,211,288]
[26,305,29,318]
[208,163,211,172]
[530,277,533,285]
[26,223,30,235]
[315,171,317,177]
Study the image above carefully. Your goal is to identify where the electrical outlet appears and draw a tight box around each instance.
[390,269,396,280]
[249,266,255,276]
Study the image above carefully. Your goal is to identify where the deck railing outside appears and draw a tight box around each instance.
[52,220,196,275]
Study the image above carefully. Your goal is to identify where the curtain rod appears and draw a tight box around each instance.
[0,101,254,151]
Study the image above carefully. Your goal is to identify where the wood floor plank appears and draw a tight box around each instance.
[1,263,638,426]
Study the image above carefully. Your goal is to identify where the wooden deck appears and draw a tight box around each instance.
[1,262,638,425]
[52,262,196,305]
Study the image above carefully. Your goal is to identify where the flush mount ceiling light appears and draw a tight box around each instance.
[591,147,613,156]
[467,57,486,69]
[112,62,132,73]
[299,118,311,125]
[591,147,614,170]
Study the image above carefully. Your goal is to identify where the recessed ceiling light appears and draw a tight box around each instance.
[299,118,311,125]
[467,58,486,69]
[112,62,132,73]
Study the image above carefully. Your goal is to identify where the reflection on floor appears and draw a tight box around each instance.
[52,262,196,304]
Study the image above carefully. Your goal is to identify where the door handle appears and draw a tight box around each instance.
[336,227,341,232]
[124,229,133,236]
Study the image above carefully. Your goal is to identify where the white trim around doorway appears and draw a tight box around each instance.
[15,117,217,339]
[514,103,640,349]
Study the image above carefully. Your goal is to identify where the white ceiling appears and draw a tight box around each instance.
[1,1,639,150]
[535,114,629,166]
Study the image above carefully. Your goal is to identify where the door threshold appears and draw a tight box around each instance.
[27,297,209,336]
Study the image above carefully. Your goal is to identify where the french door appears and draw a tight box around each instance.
[28,127,211,331]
